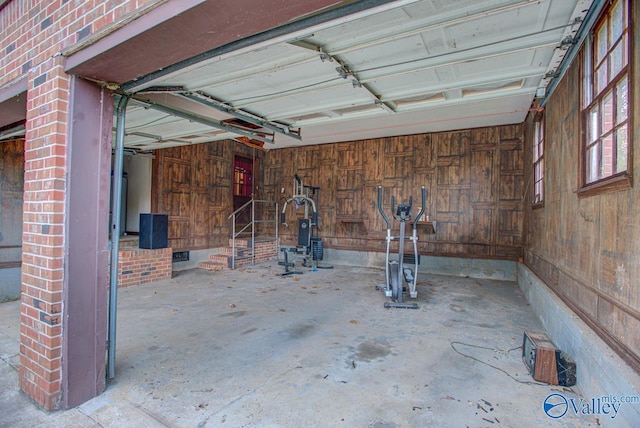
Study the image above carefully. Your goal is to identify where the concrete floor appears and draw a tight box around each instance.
[1,262,598,427]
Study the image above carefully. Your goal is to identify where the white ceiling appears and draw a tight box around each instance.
[121,0,593,151]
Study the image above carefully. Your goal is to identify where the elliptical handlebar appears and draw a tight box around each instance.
[413,186,426,227]
[377,186,391,230]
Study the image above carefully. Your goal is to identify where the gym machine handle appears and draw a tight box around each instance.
[413,186,426,227]
[377,186,391,229]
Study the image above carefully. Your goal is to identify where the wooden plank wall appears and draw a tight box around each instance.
[151,141,263,251]
[0,138,23,267]
[264,125,524,260]
[522,1,640,371]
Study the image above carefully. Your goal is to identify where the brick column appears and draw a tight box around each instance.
[20,58,69,410]
[20,58,112,410]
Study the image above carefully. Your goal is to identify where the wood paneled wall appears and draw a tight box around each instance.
[523,2,640,371]
[151,141,263,251]
[0,138,23,266]
[264,125,524,260]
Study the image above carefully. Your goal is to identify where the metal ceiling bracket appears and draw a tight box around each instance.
[294,40,396,113]
[131,97,276,145]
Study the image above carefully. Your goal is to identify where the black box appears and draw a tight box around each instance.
[139,214,168,249]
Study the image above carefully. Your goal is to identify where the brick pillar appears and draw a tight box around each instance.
[20,58,112,410]
[20,58,69,410]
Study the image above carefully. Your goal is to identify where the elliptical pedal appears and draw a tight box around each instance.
[403,268,414,284]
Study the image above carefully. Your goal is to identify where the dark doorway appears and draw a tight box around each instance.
[233,155,253,225]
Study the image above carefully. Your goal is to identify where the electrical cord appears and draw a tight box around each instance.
[450,341,548,386]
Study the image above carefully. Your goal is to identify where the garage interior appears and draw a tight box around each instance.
[0,0,639,425]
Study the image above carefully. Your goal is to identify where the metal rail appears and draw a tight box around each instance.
[228,199,279,269]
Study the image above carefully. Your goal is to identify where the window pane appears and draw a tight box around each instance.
[611,0,624,40]
[601,133,614,177]
[616,77,628,123]
[596,63,608,93]
[602,91,614,133]
[586,145,600,183]
[616,125,628,174]
[589,106,599,143]
[611,42,624,77]
[596,23,608,63]
[583,40,592,107]
[538,141,544,162]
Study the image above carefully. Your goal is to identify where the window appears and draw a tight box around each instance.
[533,112,544,206]
[581,0,630,193]
[233,156,253,197]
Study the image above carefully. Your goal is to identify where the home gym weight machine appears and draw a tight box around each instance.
[279,174,330,275]
[377,185,426,309]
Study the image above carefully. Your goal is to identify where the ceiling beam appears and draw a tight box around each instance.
[130,97,276,145]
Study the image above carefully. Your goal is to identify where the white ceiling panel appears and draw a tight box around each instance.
[118,0,594,150]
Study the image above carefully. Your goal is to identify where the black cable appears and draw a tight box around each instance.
[450,341,548,386]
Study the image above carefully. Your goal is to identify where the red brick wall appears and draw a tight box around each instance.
[118,248,172,287]
[254,240,278,264]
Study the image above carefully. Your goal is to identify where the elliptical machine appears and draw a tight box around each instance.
[377,185,426,309]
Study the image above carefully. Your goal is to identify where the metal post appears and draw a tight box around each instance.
[107,95,129,380]
[232,214,236,269]
[251,200,255,265]
[411,229,419,298]
[397,220,406,303]
[275,202,279,252]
